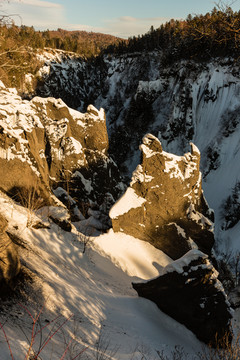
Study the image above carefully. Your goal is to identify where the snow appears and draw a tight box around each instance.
[187,204,214,231]
[109,188,146,219]
[168,223,186,238]
[66,136,83,155]
[161,249,208,275]
[94,229,172,280]
[37,206,70,222]
[140,144,158,159]
[163,151,185,180]
[72,171,93,194]
[137,79,165,94]
[130,164,154,185]
[68,107,86,127]
[87,105,105,121]
[45,118,69,143]
[0,191,204,359]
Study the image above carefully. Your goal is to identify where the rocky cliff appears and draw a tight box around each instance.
[110,134,214,260]
[0,54,234,348]
[0,82,123,225]
[31,52,240,255]
[133,249,232,346]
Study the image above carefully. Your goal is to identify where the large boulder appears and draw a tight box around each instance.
[133,249,233,346]
[0,214,20,284]
[110,134,214,259]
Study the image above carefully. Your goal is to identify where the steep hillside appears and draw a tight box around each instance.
[0,190,207,360]
[0,23,124,89]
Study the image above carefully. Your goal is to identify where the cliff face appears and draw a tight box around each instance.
[0,83,123,218]
[110,134,214,260]
[32,53,240,253]
[0,54,234,348]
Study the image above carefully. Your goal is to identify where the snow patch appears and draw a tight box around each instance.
[130,164,154,185]
[168,222,186,238]
[109,188,146,219]
[162,249,208,275]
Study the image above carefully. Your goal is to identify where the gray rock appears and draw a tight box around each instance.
[133,249,232,346]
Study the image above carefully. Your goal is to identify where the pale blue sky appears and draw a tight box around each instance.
[2,0,240,38]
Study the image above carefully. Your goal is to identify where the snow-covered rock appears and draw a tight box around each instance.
[110,134,214,260]
[0,190,204,360]
[133,249,233,346]
[0,86,123,218]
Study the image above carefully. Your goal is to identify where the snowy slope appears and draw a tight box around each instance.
[0,191,203,359]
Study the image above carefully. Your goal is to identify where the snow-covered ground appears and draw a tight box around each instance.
[0,191,204,359]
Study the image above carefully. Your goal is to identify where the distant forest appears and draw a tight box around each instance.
[0,25,123,57]
[0,24,124,86]
[103,6,240,62]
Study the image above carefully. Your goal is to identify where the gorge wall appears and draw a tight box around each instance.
[31,51,240,252]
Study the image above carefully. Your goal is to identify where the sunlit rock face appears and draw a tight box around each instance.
[0,84,122,212]
[133,249,233,347]
[110,134,214,260]
[0,213,20,286]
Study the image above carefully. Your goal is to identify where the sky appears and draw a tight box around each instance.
[1,0,240,38]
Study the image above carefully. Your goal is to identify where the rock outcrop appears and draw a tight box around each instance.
[133,249,232,346]
[0,83,123,218]
[0,214,20,285]
[110,134,214,260]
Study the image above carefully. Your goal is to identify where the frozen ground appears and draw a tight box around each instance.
[0,191,204,359]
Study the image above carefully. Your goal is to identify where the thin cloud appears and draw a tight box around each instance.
[103,16,171,38]
[55,16,172,38]
[119,16,137,22]
[63,23,107,33]
[12,0,63,8]
[3,0,65,28]
[117,16,169,23]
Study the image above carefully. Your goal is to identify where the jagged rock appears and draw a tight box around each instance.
[53,187,85,222]
[0,85,123,216]
[0,214,21,285]
[110,134,214,260]
[132,249,233,346]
